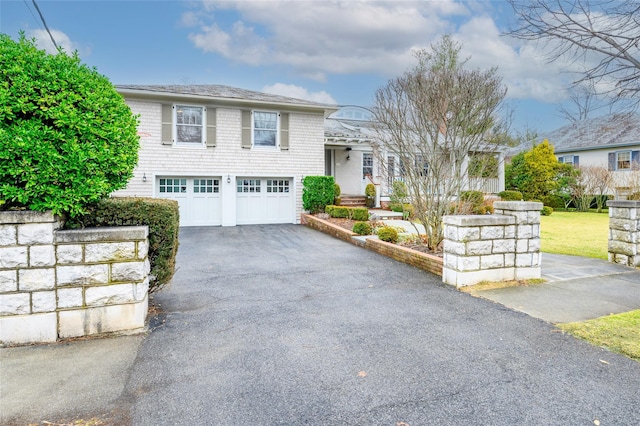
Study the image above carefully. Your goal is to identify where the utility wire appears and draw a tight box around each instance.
[22,0,43,32]
[31,0,58,51]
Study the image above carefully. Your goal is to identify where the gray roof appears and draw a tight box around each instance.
[324,117,377,141]
[116,84,337,110]
[510,112,640,155]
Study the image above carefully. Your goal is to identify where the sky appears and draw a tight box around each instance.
[0,0,610,135]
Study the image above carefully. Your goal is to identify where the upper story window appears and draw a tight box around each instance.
[617,151,631,170]
[175,105,204,145]
[253,111,278,147]
[558,155,578,166]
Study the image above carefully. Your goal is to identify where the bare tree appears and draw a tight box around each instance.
[373,35,507,250]
[557,84,599,122]
[571,165,613,211]
[507,0,640,108]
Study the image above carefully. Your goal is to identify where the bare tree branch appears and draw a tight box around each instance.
[507,0,640,108]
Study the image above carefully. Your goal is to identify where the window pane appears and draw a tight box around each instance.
[254,130,276,146]
[618,151,631,170]
[175,106,203,144]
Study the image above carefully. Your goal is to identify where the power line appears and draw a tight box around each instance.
[22,0,43,32]
[31,0,58,51]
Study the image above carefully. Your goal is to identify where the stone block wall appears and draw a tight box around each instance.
[607,200,640,267]
[442,201,542,287]
[0,211,149,346]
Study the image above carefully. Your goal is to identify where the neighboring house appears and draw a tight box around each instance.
[114,85,336,227]
[519,112,640,197]
[324,106,505,206]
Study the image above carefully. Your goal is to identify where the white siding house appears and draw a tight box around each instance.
[548,113,640,197]
[114,85,336,227]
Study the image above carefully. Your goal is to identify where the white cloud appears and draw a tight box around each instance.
[27,29,88,56]
[186,1,465,79]
[262,83,337,104]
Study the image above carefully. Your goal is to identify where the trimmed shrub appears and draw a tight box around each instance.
[0,35,139,217]
[389,203,415,219]
[64,197,180,293]
[542,194,564,209]
[303,176,335,213]
[541,206,553,216]
[333,183,341,204]
[460,190,484,206]
[351,207,369,221]
[498,190,523,201]
[627,192,640,201]
[377,226,398,243]
[365,183,376,198]
[352,221,372,235]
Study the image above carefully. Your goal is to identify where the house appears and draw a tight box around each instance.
[114,85,337,227]
[324,106,505,207]
[544,112,640,197]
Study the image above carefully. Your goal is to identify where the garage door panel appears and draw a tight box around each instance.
[157,177,222,227]
[237,178,293,225]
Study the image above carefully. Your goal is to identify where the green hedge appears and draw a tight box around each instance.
[377,226,398,243]
[498,190,523,201]
[303,176,335,213]
[64,197,180,293]
[0,35,139,217]
[352,221,372,235]
[325,205,368,221]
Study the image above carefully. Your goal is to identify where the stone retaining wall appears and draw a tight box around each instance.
[607,200,640,267]
[443,201,542,287]
[0,211,149,346]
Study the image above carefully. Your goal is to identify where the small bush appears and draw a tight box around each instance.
[541,206,553,216]
[334,183,341,198]
[498,190,523,201]
[628,192,640,201]
[351,207,369,221]
[542,194,564,209]
[352,221,372,235]
[389,203,415,219]
[324,205,334,215]
[64,197,180,293]
[330,206,350,218]
[303,176,335,213]
[460,190,484,206]
[472,205,487,215]
[365,183,376,198]
[377,226,398,243]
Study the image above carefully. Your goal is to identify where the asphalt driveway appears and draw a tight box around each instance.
[3,224,640,425]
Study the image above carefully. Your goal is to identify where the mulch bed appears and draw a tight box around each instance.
[317,214,442,256]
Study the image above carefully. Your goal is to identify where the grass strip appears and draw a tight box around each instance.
[558,310,640,362]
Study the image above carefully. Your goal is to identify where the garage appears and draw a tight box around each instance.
[236,178,294,225]
[157,177,222,226]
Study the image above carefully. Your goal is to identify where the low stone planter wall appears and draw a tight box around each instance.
[607,200,640,267]
[301,214,443,276]
[0,211,149,346]
[442,201,542,288]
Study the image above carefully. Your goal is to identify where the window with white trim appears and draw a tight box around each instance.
[193,179,219,193]
[237,179,261,193]
[267,179,290,193]
[558,155,576,166]
[175,105,205,145]
[159,178,187,193]
[617,151,631,170]
[253,111,278,147]
[363,152,373,178]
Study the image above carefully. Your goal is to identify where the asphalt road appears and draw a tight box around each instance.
[3,224,640,425]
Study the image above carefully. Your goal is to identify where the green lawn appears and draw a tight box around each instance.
[540,211,609,259]
[558,310,640,362]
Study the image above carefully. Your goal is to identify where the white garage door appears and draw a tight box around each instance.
[236,178,294,225]
[157,177,222,227]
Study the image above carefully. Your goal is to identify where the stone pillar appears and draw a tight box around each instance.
[493,201,542,280]
[0,211,62,345]
[442,201,542,288]
[607,200,640,267]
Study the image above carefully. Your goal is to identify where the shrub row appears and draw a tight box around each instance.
[64,197,180,293]
[325,205,369,221]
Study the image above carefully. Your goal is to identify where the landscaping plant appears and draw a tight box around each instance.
[303,176,335,213]
[0,34,139,217]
